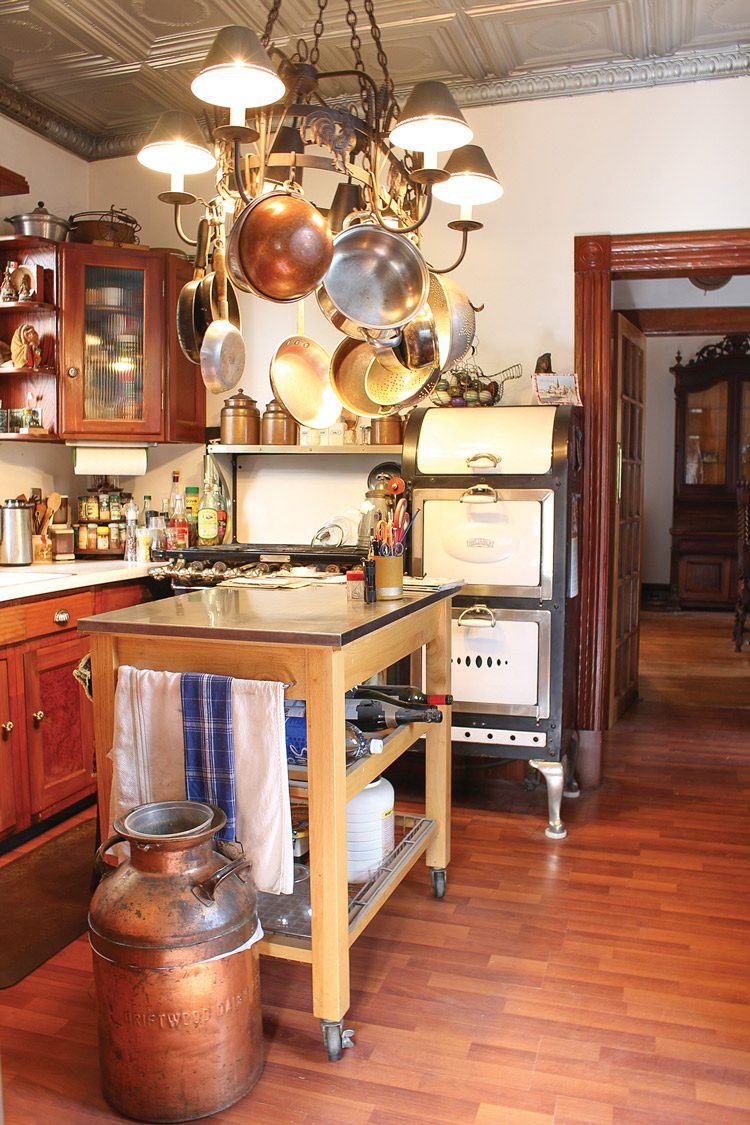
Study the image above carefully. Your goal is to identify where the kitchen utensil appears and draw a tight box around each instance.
[39,491,61,536]
[315,285,402,346]
[427,272,477,371]
[329,338,398,419]
[195,242,241,341]
[320,216,429,332]
[0,499,33,565]
[4,201,70,241]
[370,414,403,444]
[269,302,340,429]
[260,397,298,445]
[176,217,210,364]
[199,245,246,395]
[68,206,141,245]
[370,300,439,380]
[226,190,333,303]
[220,388,260,445]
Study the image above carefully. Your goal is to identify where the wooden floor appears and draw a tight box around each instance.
[1,613,749,1123]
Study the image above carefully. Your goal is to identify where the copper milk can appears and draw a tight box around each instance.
[89,801,263,1123]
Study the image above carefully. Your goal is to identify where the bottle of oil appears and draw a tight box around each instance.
[198,472,222,546]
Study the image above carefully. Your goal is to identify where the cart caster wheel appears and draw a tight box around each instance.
[564,779,581,799]
[320,1019,355,1061]
[431,868,447,899]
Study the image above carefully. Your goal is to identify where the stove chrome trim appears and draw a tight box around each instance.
[451,725,547,748]
[411,487,554,600]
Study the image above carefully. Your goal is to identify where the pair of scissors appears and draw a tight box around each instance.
[375,519,404,555]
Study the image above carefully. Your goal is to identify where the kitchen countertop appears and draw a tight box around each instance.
[0,560,155,604]
[79,581,461,647]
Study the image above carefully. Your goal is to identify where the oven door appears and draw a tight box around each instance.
[448,603,551,719]
[411,487,554,599]
[413,405,557,476]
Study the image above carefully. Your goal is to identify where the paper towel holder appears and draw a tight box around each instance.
[68,442,156,478]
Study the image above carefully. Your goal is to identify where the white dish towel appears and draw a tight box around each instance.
[108,666,294,895]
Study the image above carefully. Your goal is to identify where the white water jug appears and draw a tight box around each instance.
[346,777,395,882]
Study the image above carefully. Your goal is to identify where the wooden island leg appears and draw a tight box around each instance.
[424,600,452,882]
[304,645,352,1059]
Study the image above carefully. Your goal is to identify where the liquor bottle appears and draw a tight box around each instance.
[142,494,157,527]
[167,490,189,550]
[185,485,200,547]
[123,497,139,564]
[168,470,181,518]
[197,474,222,546]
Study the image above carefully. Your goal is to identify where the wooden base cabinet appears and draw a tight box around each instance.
[0,578,159,846]
[24,632,94,819]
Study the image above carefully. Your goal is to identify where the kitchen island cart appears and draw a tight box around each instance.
[80,582,456,1059]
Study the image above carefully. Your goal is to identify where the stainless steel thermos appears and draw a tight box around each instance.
[0,499,33,566]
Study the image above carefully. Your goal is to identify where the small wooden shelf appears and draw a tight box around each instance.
[0,234,56,246]
[210,444,402,455]
[0,301,55,311]
[0,366,56,376]
[74,548,126,559]
[0,431,60,441]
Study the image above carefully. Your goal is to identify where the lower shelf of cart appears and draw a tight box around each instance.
[256,813,437,958]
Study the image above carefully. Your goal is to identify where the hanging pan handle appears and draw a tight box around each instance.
[192,857,252,907]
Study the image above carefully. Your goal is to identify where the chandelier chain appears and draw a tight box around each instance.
[344,0,371,117]
[261,0,283,47]
[364,0,392,93]
[310,0,329,65]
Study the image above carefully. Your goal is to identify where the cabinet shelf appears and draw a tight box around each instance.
[210,443,402,455]
[0,366,56,376]
[0,301,55,312]
[0,431,60,441]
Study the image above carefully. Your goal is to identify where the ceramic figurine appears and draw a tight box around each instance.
[0,265,16,302]
[17,274,32,301]
[10,323,42,369]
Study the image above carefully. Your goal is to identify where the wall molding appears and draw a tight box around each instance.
[1,46,748,162]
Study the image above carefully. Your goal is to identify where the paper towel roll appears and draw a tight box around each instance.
[73,446,149,476]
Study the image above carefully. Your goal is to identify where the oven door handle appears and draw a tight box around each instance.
[466,452,500,468]
[457,604,496,628]
[459,484,498,504]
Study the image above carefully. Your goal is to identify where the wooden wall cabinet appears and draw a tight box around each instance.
[0,235,205,444]
[670,335,750,608]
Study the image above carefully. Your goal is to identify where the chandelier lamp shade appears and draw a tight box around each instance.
[137,2,503,276]
[190,25,286,123]
[136,111,215,202]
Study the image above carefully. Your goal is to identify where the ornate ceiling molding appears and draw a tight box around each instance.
[449,46,750,109]
[0,45,747,162]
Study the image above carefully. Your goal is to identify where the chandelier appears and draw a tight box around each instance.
[136,1,503,278]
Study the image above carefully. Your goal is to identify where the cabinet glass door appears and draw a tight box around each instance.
[684,381,728,487]
[741,381,750,481]
[84,265,144,421]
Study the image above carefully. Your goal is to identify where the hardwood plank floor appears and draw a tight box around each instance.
[1,613,748,1123]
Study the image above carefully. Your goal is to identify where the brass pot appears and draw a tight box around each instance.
[89,801,263,1122]
[260,396,299,445]
[370,414,403,445]
[220,387,260,445]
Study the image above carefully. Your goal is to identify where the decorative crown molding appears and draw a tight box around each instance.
[0,45,748,162]
[448,46,750,109]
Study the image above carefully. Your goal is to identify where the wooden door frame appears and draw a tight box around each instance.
[574,229,750,739]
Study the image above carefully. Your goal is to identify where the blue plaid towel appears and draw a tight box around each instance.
[180,673,236,842]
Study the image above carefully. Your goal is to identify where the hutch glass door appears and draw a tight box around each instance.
[83,265,145,423]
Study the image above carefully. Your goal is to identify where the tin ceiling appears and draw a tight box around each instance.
[0,0,748,160]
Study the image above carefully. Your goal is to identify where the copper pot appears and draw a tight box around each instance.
[226,191,333,303]
[370,414,403,445]
[261,396,299,445]
[89,801,263,1122]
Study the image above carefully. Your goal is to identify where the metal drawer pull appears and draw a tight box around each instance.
[466,452,500,467]
[54,608,70,625]
[459,483,498,504]
[32,710,45,723]
[457,604,496,628]
[1,720,13,733]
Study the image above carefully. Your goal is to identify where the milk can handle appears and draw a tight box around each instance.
[94,832,127,877]
[192,857,252,907]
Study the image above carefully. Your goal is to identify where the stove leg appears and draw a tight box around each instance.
[529,759,567,839]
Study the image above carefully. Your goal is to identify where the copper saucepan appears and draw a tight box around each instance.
[226,190,334,304]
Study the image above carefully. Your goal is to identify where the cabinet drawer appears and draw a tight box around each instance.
[24,591,94,639]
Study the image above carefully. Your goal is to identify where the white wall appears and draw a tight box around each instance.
[3,76,750,540]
